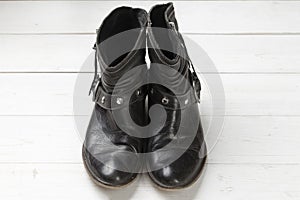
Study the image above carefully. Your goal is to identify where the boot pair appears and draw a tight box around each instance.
[82,2,207,190]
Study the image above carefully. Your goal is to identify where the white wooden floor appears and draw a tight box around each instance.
[1,1,300,200]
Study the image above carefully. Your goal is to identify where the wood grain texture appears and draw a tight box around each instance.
[0,116,299,164]
[1,35,300,73]
[0,74,299,116]
[0,1,299,199]
[0,163,299,200]
[0,1,300,34]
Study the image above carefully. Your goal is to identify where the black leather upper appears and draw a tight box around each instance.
[147,2,207,189]
[82,7,148,187]
[82,3,207,189]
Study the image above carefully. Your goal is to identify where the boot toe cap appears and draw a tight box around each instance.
[83,146,138,188]
[148,151,206,189]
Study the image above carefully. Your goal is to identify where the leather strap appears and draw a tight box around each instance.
[150,84,198,110]
[89,42,101,97]
[167,13,202,103]
[191,70,201,102]
[89,25,201,109]
[94,82,147,110]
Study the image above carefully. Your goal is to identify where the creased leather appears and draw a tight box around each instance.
[82,7,148,187]
[147,2,207,189]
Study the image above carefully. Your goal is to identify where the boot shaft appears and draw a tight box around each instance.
[95,7,148,94]
[148,3,195,97]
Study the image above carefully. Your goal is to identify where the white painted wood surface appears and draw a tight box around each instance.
[0,1,299,200]
[1,35,300,73]
[1,116,300,164]
[1,164,300,200]
[1,1,300,34]
[0,74,299,116]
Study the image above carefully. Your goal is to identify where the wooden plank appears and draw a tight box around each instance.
[0,116,82,163]
[0,163,299,200]
[209,116,300,164]
[190,35,300,73]
[1,35,300,73]
[0,116,300,164]
[0,73,299,116]
[0,74,76,116]
[0,1,300,34]
[0,35,95,72]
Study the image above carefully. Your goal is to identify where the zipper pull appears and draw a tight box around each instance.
[146,15,152,35]
[147,15,152,27]
[169,21,176,30]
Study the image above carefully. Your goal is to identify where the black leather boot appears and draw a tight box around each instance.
[147,3,207,190]
[82,7,148,188]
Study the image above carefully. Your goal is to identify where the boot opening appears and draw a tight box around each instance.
[97,7,142,66]
[150,4,177,60]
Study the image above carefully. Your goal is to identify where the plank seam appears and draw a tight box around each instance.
[2,32,300,36]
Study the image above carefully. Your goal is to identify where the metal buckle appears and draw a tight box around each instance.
[89,76,101,102]
[89,42,101,101]
[192,72,201,103]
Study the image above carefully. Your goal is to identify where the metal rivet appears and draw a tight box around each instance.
[150,88,154,94]
[101,96,105,104]
[184,99,189,105]
[136,89,141,96]
[162,97,169,105]
[116,97,123,105]
[170,133,177,139]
